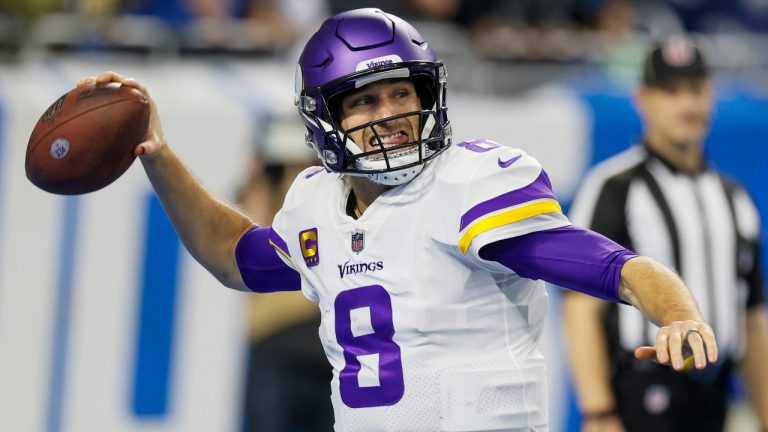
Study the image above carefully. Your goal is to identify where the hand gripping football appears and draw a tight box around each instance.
[25,82,150,195]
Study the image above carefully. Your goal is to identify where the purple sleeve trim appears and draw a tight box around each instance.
[235,226,301,293]
[479,225,636,304]
[267,227,290,256]
[460,170,556,231]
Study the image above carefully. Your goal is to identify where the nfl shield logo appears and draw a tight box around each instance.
[351,232,364,254]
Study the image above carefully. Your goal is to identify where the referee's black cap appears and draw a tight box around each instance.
[643,36,709,87]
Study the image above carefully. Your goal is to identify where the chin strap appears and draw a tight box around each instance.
[365,164,424,186]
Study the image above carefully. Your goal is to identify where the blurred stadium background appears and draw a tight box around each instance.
[0,0,766,431]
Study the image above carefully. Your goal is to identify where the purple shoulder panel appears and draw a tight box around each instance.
[479,225,636,304]
[460,170,556,231]
[235,226,301,293]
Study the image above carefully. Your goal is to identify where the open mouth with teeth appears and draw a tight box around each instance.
[366,145,419,161]
[367,130,418,160]
[371,130,409,148]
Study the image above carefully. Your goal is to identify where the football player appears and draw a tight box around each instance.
[78,8,718,431]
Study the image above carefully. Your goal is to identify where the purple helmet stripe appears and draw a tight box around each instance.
[459,170,556,231]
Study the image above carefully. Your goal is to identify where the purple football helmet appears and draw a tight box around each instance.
[295,8,451,185]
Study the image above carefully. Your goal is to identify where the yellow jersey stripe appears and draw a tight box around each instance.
[458,199,563,254]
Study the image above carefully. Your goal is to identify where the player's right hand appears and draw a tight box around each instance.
[635,319,718,371]
[76,71,166,158]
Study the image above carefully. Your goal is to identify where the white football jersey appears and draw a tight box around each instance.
[269,140,570,431]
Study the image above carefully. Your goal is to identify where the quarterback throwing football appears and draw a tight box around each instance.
[79,9,718,431]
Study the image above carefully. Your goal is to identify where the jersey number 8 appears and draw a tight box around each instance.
[334,285,405,408]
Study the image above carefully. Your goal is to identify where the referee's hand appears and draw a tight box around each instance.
[634,319,718,371]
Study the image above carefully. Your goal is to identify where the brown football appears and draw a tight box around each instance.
[25,82,150,195]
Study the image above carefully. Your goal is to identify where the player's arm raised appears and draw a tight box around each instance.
[77,71,255,291]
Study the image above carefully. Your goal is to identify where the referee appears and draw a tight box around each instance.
[563,36,768,432]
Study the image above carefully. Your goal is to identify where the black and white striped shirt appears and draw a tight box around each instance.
[570,144,765,360]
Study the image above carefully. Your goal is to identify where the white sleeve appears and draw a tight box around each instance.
[448,143,571,261]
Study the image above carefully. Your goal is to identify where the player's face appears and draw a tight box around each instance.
[637,77,713,152]
[338,79,421,155]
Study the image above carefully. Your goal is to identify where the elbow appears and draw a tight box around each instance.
[618,256,657,305]
[194,252,251,292]
[213,270,252,292]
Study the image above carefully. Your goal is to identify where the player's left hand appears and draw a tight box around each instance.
[634,319,718,371]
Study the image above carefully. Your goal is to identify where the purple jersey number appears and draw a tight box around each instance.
[457,139,500,153]
[334,285,404,408]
